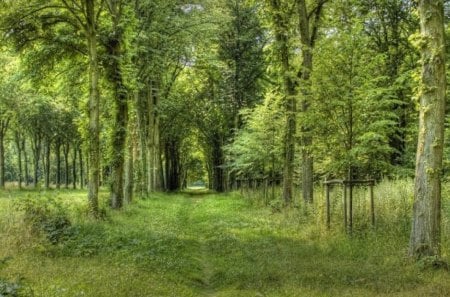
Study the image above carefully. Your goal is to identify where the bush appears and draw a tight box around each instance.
[14,195,73,245]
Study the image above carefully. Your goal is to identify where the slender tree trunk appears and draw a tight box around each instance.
[158,140,164,190]
[86,0,100,216]
[14,132,23,189]
[23,139,29,186]
[0,128,5,188]
[56,141,61,189]
[44,141,51,189]
[210,137,225,192]
[72,145,77,189]
[147,81,155,193]
[124,127,134,203]
[136,88,148,196]
[63,143,70,188]
[79,148,84,189]
[124,99,135,203]
[409,0,446,259]
[147,80,162,192]
[164,140,179,191]
[32,136,42,187]
[0,120,10,188]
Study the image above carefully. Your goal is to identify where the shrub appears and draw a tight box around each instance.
[14,195,73,245]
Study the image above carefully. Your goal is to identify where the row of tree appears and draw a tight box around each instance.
[0,0,448,259]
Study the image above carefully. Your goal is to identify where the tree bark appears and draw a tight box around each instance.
[44,141,51,189]
[297,0,326,203]
[0,119,10,188]
[210,136,225,192]
[124,126,134,203]
[136,88,148,196]
[72,145,77,189]
[0,134,4,188]
[63,143,70,188]
[55,141,61,189]
[14,132,23,189]
[24,139,29,186]
[105,1,128,209]
[79,148,84,189]
[147,80,162,192]
[409,0,446,259]
[86,0,100,216]
[0,128,5,188]
[31,135,42,187]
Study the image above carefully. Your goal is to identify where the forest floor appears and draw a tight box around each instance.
[0,185,450,296]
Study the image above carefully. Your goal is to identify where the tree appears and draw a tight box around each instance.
[409,0,446,259]
[0,54,16,188]
[225,91,284,179]
[1,0,103,215]
[103,0,131,209]
[266,0,297,205]
[296,0,327,203]
[312,16,396,179]
[357,0,418,168]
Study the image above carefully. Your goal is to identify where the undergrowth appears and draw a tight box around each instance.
[0,182,448,296]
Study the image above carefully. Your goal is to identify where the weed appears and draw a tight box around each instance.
[14,195,73,245]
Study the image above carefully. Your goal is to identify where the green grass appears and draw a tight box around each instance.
[0,181,449,296]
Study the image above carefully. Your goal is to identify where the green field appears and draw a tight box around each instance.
[1,182,449,296]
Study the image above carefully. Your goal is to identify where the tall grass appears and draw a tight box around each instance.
[0,181,449,296]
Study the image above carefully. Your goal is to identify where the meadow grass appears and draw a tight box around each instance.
[0,180,449,296]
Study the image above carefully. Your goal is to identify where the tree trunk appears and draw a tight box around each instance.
[124,103,135,203]
[14,132,23,189]
[32,135,42,187]
[44,141,51,189]
[56,141,61,189]
[409,0,446,259]
[63,143,70,188]
[146,80,162,192]
[79,148,84,189]
[147,84,154,193]
[0,129,5,188]
[0,120,9,188]
[297,0,325,203]
[86,0,100,216]
[23,139,29,186]
[268,0,296,205]
[72,145,77,189]
[124,129,134,203]
[106,28,128,209]
[164,139,181,191]
[136,88,148,196]
[211,137,225,192]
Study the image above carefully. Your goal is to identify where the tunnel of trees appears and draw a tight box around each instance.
[0,0,448,259]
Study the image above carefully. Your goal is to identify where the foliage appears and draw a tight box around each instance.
[225,91,284,178]
[311,14,397,178]
[14,195,73,245]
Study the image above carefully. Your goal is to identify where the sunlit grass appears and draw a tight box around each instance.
[0,181,449,296]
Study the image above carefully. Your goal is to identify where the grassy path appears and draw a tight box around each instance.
[0,189,450,296]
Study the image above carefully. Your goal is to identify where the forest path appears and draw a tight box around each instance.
[0,189,445,296]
